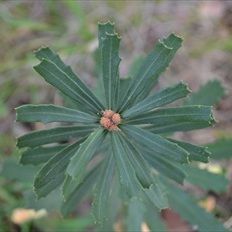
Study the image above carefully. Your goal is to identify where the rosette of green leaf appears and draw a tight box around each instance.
[15,22,222,230]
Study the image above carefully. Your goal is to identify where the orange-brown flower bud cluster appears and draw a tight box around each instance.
[100,110,121,131]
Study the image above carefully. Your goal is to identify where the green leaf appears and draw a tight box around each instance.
[62,162,102,216]
[61,91,88,111]
[183,165,229,193]
[127,56,144,78]
[67,128,106,182]
[169,139,210,163]
[24,188,62,212]
[94,22,115,100]
[122,125,189,163]
[98,21,115,49]
[95,173,121,232]
[101,33,121,110]
[185,80,225,106]
[127,105,214,126]
[145,182,168,210]
[17,125,96,148]
[123,82,191,118]
[121,134,153,188]
[143,106,215,133]
[207,138,232,160]
[127,197,145,232]
[110,132,141,197]
[142,147,186,184]
[34,140,83,198]
[120,133,168,209]
[62,175,75,200]
[166,181,228,232]
[119,33,182,112]
[16,104,98,124]
[34,48,104,113]
[144,204,167,232]
[0,158,39,183]
[118,78,132,107]
[44,216,93,232]
[20,145,66,165]
[92,154,115,225]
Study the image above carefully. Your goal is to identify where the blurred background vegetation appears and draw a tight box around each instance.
[0,1,232,231]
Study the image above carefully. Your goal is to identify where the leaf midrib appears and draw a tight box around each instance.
[47,58,103,110]
[129,127,187,159]
[37,62,102,111]
[19,128,92,144]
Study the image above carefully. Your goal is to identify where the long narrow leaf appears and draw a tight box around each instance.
[144,204,167,232]
[117,78,131,107]
[126,106,214,127]
[127,197,145,232]
[110,132,141,197]
[122,125,189,163]
[142,149,186,184]
[183,165,229,193]
[62,175,76,200]
[145,182,168,210]
[207,138,232,160]
[34,140,83,198]
[120,134,152,188]
[147,121,215,134]
[34,48,104,113]
[185,80,225,106]
[95,22,115,97]
[20,145,67,165]
[102,33,121,110]
[67,128,106,182]
[120,133,168,209]
[169,139,210,163]
[16,104,98,124]
[142,106,215,133]
[92,154,115,225]
[123,81,190,118]
[62,162,102,216]
[17,125,96,148]
[98,21,115,49]
[119,34,182,112]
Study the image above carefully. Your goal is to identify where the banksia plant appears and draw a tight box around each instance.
[16,22,227,231]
